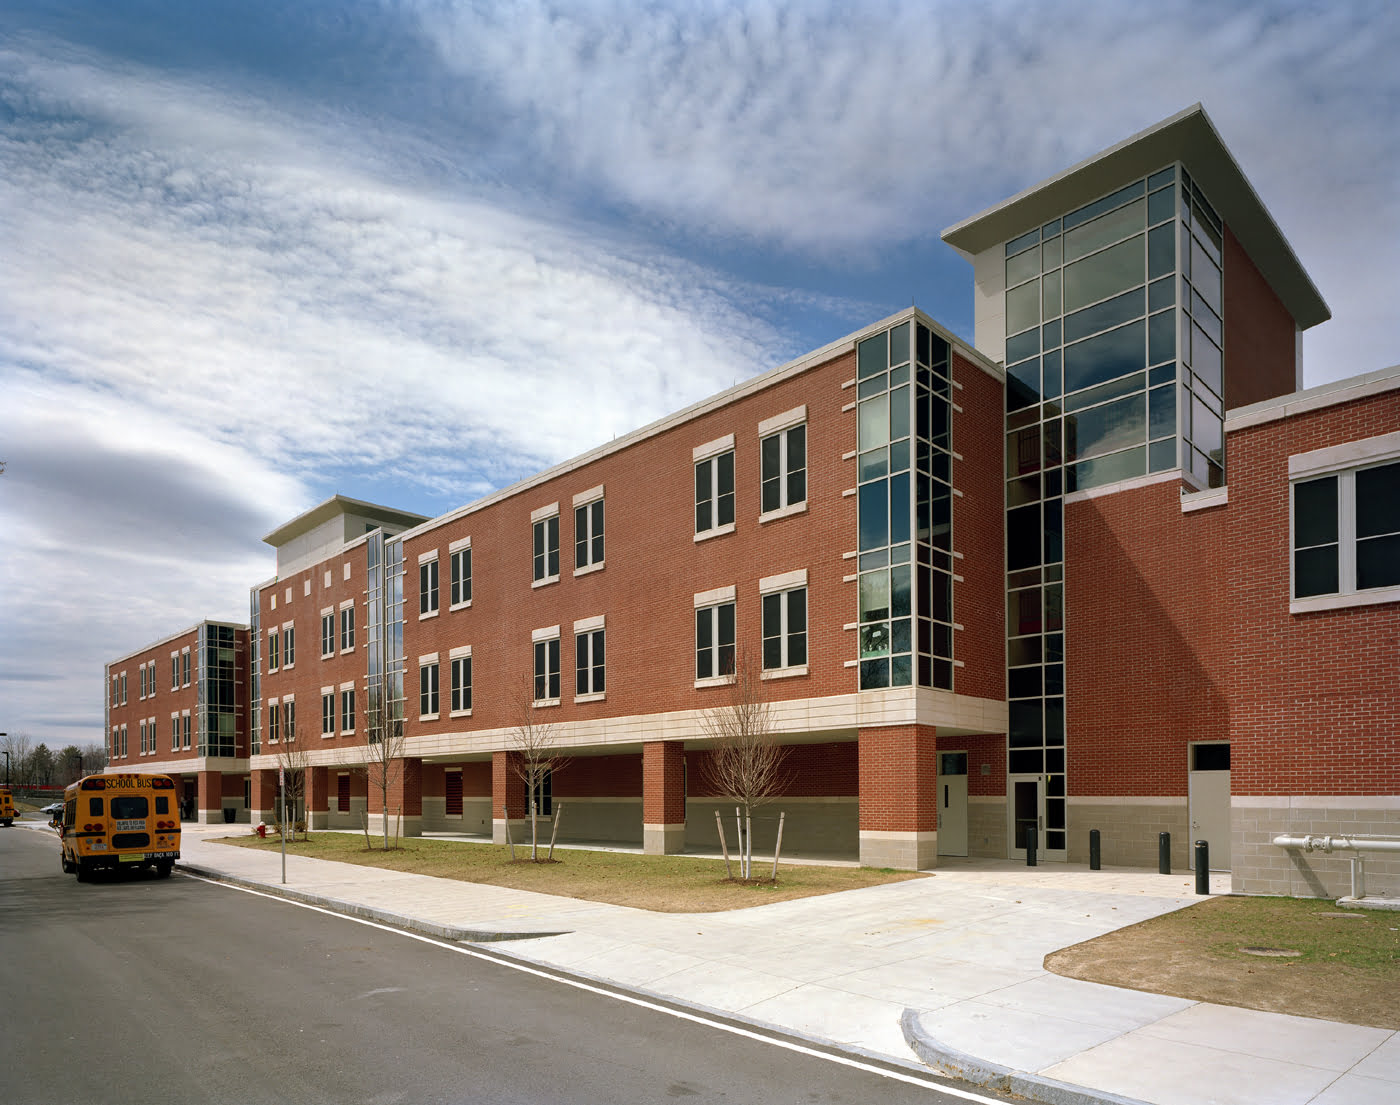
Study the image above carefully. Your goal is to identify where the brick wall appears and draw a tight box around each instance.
[1225,389,1400,797]
[1065,479,1230,797]
[1222,227,1299,410]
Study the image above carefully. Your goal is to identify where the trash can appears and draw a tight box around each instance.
[223,808,236,824]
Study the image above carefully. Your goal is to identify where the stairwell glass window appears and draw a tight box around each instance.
[695,436,736,537]
[1293,459,1400,603]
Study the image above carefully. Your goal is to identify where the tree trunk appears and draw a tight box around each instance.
[504,804,515,861]
[530,798,538,861]
[770,811,785,883]
[735,807,744,880]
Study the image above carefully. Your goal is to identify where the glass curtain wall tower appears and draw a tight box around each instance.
[855,318,957,691]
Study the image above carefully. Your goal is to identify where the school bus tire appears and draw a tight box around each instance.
[156,860,173,878]
[75,860,91,882]
[61,852,75,874]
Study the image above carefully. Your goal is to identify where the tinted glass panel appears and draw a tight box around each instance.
[1063,320,1145,394]
[1064,181,1144,232]
[1067,393,1145,462]
[1064,288,1144,345]
[1147,222,1175,280]
[1064,197,1145,262]
[1063,236,1143,313]
[1006,328,1040,365]
[1294,546,1338,597]
[1356,462,1400,538]
[1357,534,1400,590]
[1148,384,1176,439]
[1006,279,1040,335]
[1007,249,1039,288]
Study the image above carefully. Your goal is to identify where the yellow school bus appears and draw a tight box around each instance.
[60,773,181,880]
[0,785,15,826]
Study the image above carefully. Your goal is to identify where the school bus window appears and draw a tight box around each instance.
[112,796,147,819]
[156,796,170,815]
[88,797,103,816]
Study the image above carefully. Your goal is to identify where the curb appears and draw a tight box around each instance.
[177,862,570,943]
[901,1009,1153,1105]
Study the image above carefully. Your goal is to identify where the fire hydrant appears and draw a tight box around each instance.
[256,821,267,839]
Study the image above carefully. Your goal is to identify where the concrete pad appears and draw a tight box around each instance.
[974,973,1193,1031]
[832,954,1037,1007]
[745,983,910,1055]
[1308,1072,1400,1104]
[1347,1033,1400,1082]
[643,961,797,1013]
[1135,1003,1392,1071]
[537,941,717,989]
[912,1000,1129,1071]
[1044,1033,1341,1105]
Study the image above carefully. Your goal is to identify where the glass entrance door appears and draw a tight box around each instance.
[1009,775,1044,859]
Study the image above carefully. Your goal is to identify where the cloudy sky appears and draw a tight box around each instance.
[2,0,1398,751]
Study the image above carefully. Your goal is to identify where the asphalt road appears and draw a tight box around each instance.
[0,825,993,1105]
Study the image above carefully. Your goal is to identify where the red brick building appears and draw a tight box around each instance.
[103,105,1397,897]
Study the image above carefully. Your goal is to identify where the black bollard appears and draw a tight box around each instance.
[1158,831,1171,875]
[1194,840,1209,895]
[1025,826,1038,867]
[1089,828,1101,871]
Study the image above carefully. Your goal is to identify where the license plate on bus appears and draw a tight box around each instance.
[119,853,143,863]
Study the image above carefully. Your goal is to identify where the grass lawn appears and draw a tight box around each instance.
[1046,894,1400,1028]
[212,831,924,912]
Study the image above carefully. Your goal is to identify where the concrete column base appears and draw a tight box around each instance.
[643,823,686,855]
[493,818,528,846]
[860,830,938,870]
[366,813,422,839]
[308,809,329,830]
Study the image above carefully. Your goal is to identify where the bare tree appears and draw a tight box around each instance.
[1,732,31,788]
[509,677,570,862]
[362,693,406,851]
[700,652,789,880]
[275,742,314,840]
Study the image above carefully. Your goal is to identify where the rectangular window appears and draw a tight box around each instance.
[120,672,127,705]
[420,557,439,615]
[576,628,605,696]
[761,425,807,514]
[120,724,128,758]
[182,713,191,750]
[341,688,356,733]
[267,631,279,672]
[574,498,605,570]
[420,661,440,717]
[527,770,552,817]
[533,514,560,583]
[451,654,472,713]
[762,587,808,671]
[696,602,736,679]
[268,701,280,744]
[534,637,561,702]
[1293,460,1400,600]
[139,665,147,700]
[181,648,191,687]
[171,655,179,691]
[337,773,351,813]
[171,716,179,752]
[111,727,119,758]
[450,546,472,606]
[322,692,335,736]
[321,612,335,657]
[139,720,147,755]
[283,699,296,743]
[695,450,736,534]
[283,625,295,667]
[340,603,356,652]
[445,771,463,817]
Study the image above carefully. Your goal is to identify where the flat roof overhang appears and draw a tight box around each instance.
[262,494,429,548]
[941,103,1331,331]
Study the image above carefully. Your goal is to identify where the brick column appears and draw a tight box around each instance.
[197,770,223,825]
[642,741,686,855]
[307,765,329,830]
[369,756,422,838]
[492,751,527,846]
[858,724,939,869]
[251,768,278,827]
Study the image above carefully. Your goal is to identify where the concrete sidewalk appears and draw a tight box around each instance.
[163,824,1399,1105]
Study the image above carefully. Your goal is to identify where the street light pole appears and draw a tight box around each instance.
[2,734,10,786]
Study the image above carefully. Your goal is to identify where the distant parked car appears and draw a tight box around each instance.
[41,801,64,818]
